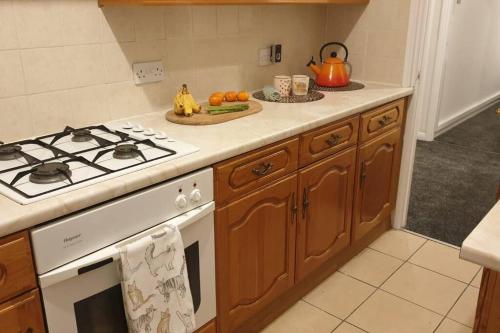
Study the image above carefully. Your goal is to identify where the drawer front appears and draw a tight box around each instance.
[360,98,405,142]
[215,138,299,203]
[0,232,36,303]
[299,116,359,167]
[0,289,45,333]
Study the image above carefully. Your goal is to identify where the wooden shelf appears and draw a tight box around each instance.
[99,0,369,6]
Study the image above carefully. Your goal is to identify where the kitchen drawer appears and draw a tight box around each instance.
[299,116,359,167]
[0,289,45,333]
[360,98,405,142]
[0,231,37,303]
[215,137,299,204]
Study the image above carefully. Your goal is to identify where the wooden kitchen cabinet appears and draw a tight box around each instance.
[215,174,298,332]
[0,289,45,333]
[295,146,356,281]
[352,128,402,241]
[99,0,369,6]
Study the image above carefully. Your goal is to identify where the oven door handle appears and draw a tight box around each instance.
[39,202,215,289]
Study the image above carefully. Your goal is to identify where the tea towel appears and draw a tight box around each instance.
[118,225,196,333]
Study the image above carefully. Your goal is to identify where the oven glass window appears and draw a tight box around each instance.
[73,241,201,332]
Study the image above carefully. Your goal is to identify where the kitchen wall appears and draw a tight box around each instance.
[436,0,500,131]
[325,0,411,85]
[0,0,326,142]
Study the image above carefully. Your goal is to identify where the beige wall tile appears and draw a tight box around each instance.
[0,1,18,50]
[237,6,262,35]
[21,47,68,94]
[69,85,110,127]
[13,0,63,48]
[347,290,442,333]
[303,272,375,319]
[102,42,134,83]
[134,7,165,41]
[60,0,101,45]
[369,230,426,260]
[0,50,25,98]
[448,287,479,327]
[196,65,246,99]
[192,7,217,37]
[28,91,74,135]
[65,45,105,89]
[106,81,148,119]
[340,248,403,287]
[164,38,194,71]
[0,96,33,142]
[261,300,341,333]
[436,318,472,333]
[381,263,467,315]
[217,6,239,36]
[409,241,481,283]
[101,7,135,43]
[164,6,192,38]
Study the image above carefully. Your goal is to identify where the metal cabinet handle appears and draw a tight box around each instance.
[252,162,274,176]
[302,188,309,219]
[326,133,342,147]
[291,193,297,223]
[378,115,392,127]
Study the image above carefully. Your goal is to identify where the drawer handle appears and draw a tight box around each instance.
[378,115,392,127]
[252,163,274,176]
[325,134,342,147]
[0,264,6,285]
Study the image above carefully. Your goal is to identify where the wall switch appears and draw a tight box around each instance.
[271,44,282,63]
[132,61,165,85]
[258,48,272,66]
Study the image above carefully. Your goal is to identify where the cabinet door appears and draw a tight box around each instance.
[0,289,45,333]
[296,147,356,281]
[352,128,402,241]
[216,175,297,332]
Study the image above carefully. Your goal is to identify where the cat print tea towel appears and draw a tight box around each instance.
[118,225,196,333]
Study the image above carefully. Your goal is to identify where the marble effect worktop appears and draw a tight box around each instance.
[461,201,500,271]
[0,83,413,238]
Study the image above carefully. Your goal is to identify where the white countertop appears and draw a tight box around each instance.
[0,83,413,237]
[461,201,500,271]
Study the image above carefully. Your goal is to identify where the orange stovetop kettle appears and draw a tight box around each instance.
[307,42,352,87]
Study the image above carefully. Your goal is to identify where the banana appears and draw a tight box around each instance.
[173,84,201,117]
[173,89,184,115]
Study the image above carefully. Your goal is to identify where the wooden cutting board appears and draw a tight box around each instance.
[165,100,263,125]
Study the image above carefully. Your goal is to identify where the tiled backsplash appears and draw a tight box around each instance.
[0,0,410,142]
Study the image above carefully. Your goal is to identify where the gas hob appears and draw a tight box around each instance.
[0,123,199,204]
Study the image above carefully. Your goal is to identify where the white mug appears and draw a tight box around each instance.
[274,75,292,97]
[292,75,310,96]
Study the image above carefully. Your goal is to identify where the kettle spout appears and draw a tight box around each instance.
[306,57,321,75]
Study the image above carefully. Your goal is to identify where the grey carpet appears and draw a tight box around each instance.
[406,105,500,246]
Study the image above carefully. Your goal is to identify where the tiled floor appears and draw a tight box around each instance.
[260,229,482,333]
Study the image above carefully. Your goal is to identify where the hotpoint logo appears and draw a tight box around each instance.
[63,233,82,243]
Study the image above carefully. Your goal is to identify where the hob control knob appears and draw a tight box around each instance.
[144,128,155,136]
[122,122,133,129]
[175,194,188,209]
[189,189,202,203]
[132,125,144,132]
[156,131,167,140]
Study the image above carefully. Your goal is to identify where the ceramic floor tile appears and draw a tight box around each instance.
[409,241,480,283]
[435,318,473,333]
[381,262,467,315]
[303,272,375,319]
[340,248,404,287]
[347,290,442,333]
[260,300,341,333]
[448,287,480,327]
[470,268,483,288]
[369,229,426,260]
[332,322,367,333]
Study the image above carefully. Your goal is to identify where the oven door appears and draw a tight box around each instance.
[39,202,215,333]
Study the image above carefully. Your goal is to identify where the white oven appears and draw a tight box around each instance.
[30,168,215,332]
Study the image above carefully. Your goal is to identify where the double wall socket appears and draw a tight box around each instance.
[132,61,165,85]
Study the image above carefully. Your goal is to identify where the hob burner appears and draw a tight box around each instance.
[30,162,72,184]
[0,144,22,161]
[72,129,93,142]
[113,144,140,160]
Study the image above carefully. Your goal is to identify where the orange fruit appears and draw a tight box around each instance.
[211,91,224,99]
[237,91,250,102]
[209,95,223,106]
[224,91,238,102]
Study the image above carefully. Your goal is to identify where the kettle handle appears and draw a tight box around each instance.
[320,42,349,63]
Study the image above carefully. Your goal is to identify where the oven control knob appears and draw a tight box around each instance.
[122,122,133,129]
[189,189,202,203]
[156,131,167,140]
[144,128,155,136]
[175,194,188,209]
[132,125,144,132]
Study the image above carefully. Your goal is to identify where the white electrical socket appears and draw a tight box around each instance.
[132,61,165,85]
[258,48,272,66]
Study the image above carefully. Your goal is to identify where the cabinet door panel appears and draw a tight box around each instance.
[216,175,297,332]
[353,128,402,241]
[296,147,356,281]
[0,289,45,333]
